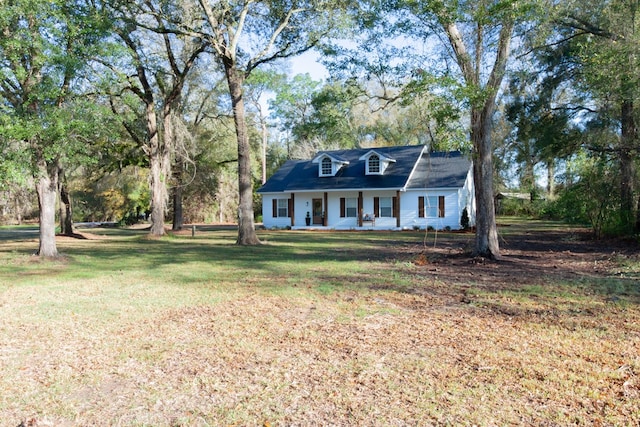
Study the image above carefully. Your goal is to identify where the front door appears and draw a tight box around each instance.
[312,198,323,225]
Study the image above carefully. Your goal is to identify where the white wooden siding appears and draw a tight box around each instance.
[261,169,475,230]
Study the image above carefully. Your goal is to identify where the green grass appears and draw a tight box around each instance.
[0,222,638,426]
[0,229,419,293]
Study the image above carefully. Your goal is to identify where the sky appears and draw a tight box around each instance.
[287,50,328,81]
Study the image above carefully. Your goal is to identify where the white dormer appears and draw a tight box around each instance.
[359,150,396,175]
[312,153,349,177]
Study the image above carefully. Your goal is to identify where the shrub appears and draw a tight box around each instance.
[460,207,470,230]
[545,162,619,238]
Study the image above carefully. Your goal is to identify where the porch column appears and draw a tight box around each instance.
[291,193,295,227]
[358,191,363,227]
[396,190,401,228]
[323,192,328,226]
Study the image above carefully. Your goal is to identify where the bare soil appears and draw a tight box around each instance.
[410,225,638,288]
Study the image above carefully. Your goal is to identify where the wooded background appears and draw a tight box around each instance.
[1,0,638,256]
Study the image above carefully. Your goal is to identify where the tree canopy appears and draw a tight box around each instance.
[1,0,638,252]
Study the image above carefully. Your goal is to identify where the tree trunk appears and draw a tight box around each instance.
[59,184,73,235]
[636,194,640,232]
[620,99,636,233]
[261,119,268,185]
[148,101,167,236]
[160,105,175,233]
[14,192,22,225]
[521,144,536,192]
[443,18,512,259]
[172,157,184,231]
[547,160,556,198]
[472,105,500,259]
[36,159,59,258]
[58,166,74,236]
[224,62,260,245]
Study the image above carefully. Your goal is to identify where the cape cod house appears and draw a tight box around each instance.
[258,145,476,230]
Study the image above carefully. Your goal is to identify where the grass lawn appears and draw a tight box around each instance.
[0,221,638,426]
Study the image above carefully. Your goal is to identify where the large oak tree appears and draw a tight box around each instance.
[179,0,349,245]
[389,0,535,258]
[106,1,206,236]
[557,0,640,233]
[0,0,111,257]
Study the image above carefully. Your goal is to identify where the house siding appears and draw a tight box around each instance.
[402,190,461,230]
[261,186,475,230]
[261,194,294,228]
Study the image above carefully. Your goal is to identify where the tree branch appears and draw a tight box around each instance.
[486,20,514,94]
[197,0,228,57]
[443,22,476,85]
[228,0,254,60]
[250,6,307,66]
[517,30,590,59]
[559,15,618,40]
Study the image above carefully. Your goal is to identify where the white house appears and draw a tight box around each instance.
[258,145,476,230]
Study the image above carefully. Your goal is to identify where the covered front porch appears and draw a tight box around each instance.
[288,190,401,229]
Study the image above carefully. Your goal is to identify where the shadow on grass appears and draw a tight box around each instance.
[0,227,427,285]
[1,222,637,306]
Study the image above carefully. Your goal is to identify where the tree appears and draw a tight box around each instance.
[296,80,361,149]
[516,0,640,235]
[268,73,326,155]
[556,0,640,233]
[181,0,349,245]
[504,70,580,198]
[106,1,206,236]
[161,61,245,226]
[0,0,111,257]
[389,0,533,258]
[323,0,534,257]
[245,69,287,184]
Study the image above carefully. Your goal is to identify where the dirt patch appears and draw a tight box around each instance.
[55,231,112,241]
[408,227,639,289]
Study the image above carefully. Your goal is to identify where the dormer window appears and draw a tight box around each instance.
[360,150,395,175]
[312,153,349,177]
[321,157,332,176]
[368,155,380,174]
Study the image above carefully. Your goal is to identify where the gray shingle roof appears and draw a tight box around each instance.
[258,145,471,193]
[405,150,471,189]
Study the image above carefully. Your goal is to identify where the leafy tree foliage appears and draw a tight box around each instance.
[103,0,207,236]
[3,0,639,247]
[0,0,113,256]
[73,166,150,224]
[367,0,538,258]
[179,0,351,245]
[503,70,581,197]
[511,0,640,236]
[548,152,621,238]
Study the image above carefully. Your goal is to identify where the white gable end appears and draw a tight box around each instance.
[359,150,396,175]
[312,153,349,177]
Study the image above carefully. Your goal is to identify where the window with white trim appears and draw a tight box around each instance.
[379,197,392,217]
[346,198,357,217]
[277,198,288,217]
[424,195,445,218]
[426,196,438,217]
[321,157,332,176]
[368,154,380,174]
